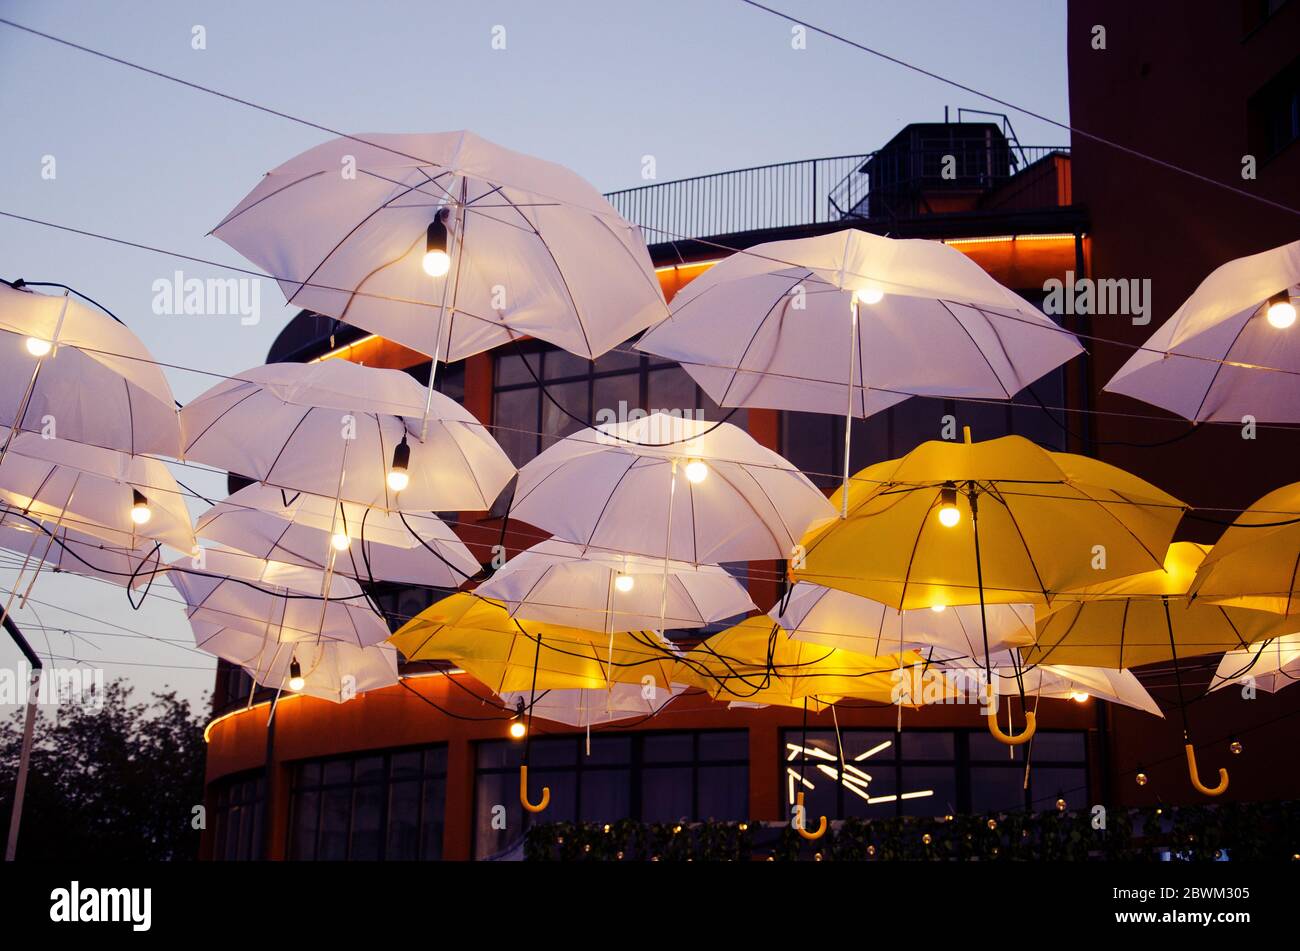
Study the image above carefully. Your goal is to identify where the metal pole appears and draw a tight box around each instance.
[841,298,859,518]
[420,177,467,442]
[4,614,42,862]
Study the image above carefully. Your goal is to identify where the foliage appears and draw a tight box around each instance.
[0,679,208,861]
[525,801,1300,861]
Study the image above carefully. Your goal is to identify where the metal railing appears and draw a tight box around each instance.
[603,147,1070,244]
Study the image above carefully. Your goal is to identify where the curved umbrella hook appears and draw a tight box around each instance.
[794,790,827,840]
[987,709,1037,746]
[1184,743,1228,797]
[519,764,550,813]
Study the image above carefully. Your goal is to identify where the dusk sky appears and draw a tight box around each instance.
[0,0,1069,710]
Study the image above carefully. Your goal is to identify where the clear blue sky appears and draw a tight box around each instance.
[0,0,1069,711]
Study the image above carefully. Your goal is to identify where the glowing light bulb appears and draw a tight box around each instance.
[614,573,635,593]
[130,489,152,526]
[331,532,352,551]
[937,482,961,528]
[853,286,884,305]
[1069,690,1090,702]
[1135,771,1148,786]
[386,469,410,492]
[25,337,51,357]
[684,458,708,483]
[1267,292,1296,329]
[930,603,947,613]
[288,658,305,692]
[422,249,450,277]
[509,721,527,739]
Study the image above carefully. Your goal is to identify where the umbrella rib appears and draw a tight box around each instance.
[1060,482,1169,571]
[262,406,316,488]
[896,486,935,609]
[581,453,642,552]
[211,169,329,232]
[1190,304,1258,422]
[586,212,672,321]
[937,299,1013,399]
[182,386,261,456]
[734,462,796,557]
[982,482,1050,602]
[718,270,811,409]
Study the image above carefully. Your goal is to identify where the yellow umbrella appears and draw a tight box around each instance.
[1027,544,1287,668]
[391,592,678,813]
[1190,482,1300,616]
[791,428,1186,745]
[1024,543,1284,797]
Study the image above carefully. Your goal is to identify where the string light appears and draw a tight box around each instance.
[422,208,451,277]
[129,489,152,525]
[937,482,961,528]
[509,721,527,739]
[1230,739,1243,755]
[387,434,411,492]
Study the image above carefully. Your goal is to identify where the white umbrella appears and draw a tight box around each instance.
[938,653,1164,717]
[167,547,389,647]
[212,130,666,371]
[192,620,398,702]
[1209,634,1300,695]
[636,229,1082,506]
[475,538,755,632]
[775,581,1036,658]
[500,682,686,728]
[0,433,193,551]
[0,282,181,458]
[195,482,479,588]
[0,509,164,590]
[510,412,835,563]
[1105,240,1300,421]
[179,360,513,511]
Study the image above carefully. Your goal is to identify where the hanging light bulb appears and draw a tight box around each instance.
[1229,738,1243,755]
[288,658,305,692]
[1266,290,1296,329]
[387,434,411,492]
[130,489,152,525]
[937,482,961,528]
[509,720,527,739]
[1135,770,1149,786]
[1069,690,1090,702]
[930,603,947,613]
[24,337,52,357]
[422,208,451,277]
[684,458,708,483]
[330,532,352,552]
[853,285,884,305]
[614,573,635,593]
[1055,797,1067,812]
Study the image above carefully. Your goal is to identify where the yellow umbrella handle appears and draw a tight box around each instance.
[794,791,827,840]
[520,764,550,813]
[1184,743,1228,797]
[986,710,1037,746]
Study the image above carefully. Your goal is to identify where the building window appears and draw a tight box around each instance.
[210,772,264,861]
[473,730,748,858]
[1249,55,1300,160]
[782,729,1088,820]
[492,341,744,467]
[288,745,448,860]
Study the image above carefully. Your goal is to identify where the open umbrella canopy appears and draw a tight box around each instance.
[474,538,756,632]
[791,432,1186,610]
[500,683,687,728]
[775,581,1036,659]
[167,546,389,647]
[179,360,513,511]
[389,593,677,693]
[672,615,922,707]
[1105,240,1300,422]
[1189,482,1300,616]
[0,282,181,457]
[192,621,398,702]
[1210,634,1300,695]
[195,482,478,588]
[0,509,164,589]
[212,130,666,362]
[1025,542,1286,667]
[0,433,193,551]
[637,228,1082,418]
[510,413,835,563]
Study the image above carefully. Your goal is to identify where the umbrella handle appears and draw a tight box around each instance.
[986,710,1036,746]
[1184,743,1228,797]
[794,791,827,840]
[520,764,550,813]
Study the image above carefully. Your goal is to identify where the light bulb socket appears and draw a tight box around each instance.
[289,658,302,680]
[1269,290,1292,307]
[391,435,410,473]
[939,482,958,509]
[426,208,450,255]
[132,489,148,508]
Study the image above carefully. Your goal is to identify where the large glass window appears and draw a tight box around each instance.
[210,772,264,861]
[474,730,748,858]
[288,745,448,860]
[782,729,1088,821]
[492,342,744,467]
